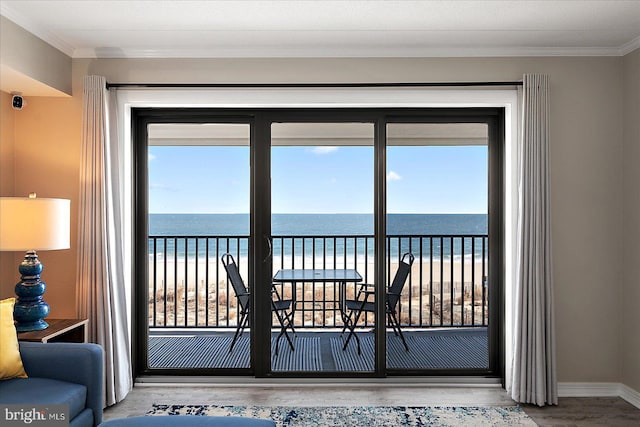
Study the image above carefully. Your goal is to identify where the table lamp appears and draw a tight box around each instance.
[0,193,70,331]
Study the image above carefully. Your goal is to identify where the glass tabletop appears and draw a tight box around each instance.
[273,269,362,282]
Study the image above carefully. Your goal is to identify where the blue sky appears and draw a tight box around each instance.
[148,145,487,214]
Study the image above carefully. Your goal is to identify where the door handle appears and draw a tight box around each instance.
[263,235,272,263]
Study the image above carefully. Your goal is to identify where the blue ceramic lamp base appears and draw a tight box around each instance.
[14,250,50,332]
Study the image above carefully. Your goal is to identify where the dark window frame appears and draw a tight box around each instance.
[131,107,505,382]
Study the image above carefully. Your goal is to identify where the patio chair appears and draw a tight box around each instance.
[341,252,415,355]
[221,253,295,355]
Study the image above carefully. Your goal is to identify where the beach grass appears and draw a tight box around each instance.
[147,259,489,328]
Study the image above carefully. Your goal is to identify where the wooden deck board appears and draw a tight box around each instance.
[148,328,488,372]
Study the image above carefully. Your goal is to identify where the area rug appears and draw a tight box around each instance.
[149,404,537,426]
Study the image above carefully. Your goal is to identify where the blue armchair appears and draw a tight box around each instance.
[0,342,104,427]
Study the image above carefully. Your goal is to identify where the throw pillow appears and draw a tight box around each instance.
[0,297,27,379]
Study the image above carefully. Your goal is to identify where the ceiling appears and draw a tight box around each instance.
[1,0,639,59]
[148,122,488,146]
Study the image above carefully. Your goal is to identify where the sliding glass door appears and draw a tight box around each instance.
[269,121,376,374]
[134,114,254,375]
[385,122,490,372]
[133,108,503,379]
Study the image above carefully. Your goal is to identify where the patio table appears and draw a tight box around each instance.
[272,269,363,327]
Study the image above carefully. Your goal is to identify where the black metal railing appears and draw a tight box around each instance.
[147,234,488,329]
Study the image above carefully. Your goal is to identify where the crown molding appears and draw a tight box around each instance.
[620,35,640,56]
[0,4,74,57]
[72,45,633,59]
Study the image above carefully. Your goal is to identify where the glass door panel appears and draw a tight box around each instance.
[146,123,251,371]
[385,123,490,371]
[270,122,375,373]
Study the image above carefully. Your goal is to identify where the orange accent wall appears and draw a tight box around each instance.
[1,91,18,298]
[9,94,82,317]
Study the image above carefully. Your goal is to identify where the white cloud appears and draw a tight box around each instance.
[148,153,156,161]
[387,171,402,181]
[311,146,338,155]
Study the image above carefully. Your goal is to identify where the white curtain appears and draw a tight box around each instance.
[77,75,132,406]
[510,74,557,406]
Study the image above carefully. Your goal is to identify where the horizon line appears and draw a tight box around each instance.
[149,212,488,215]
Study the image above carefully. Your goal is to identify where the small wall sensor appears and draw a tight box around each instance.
[11,92,24,110]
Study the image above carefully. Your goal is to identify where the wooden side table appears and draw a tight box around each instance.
[17,319,89,343]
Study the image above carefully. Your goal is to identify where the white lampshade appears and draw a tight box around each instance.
[0,196,70,251]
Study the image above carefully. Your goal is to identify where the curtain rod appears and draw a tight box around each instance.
[105,81,523,89]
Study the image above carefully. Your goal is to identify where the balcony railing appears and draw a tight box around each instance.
[148,234,489,329]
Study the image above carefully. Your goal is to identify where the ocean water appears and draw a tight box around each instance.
[149,213,487,236]
[148,214,488,260]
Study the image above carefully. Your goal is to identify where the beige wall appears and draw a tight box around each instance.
[7,54,631,384]
[0,16,72,96]
[622,48,640,392]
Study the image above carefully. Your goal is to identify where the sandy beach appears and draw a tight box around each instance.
[147,257,489,329]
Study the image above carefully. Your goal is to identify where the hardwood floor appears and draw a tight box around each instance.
[103,385,640,426]
[522,397,640,426]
